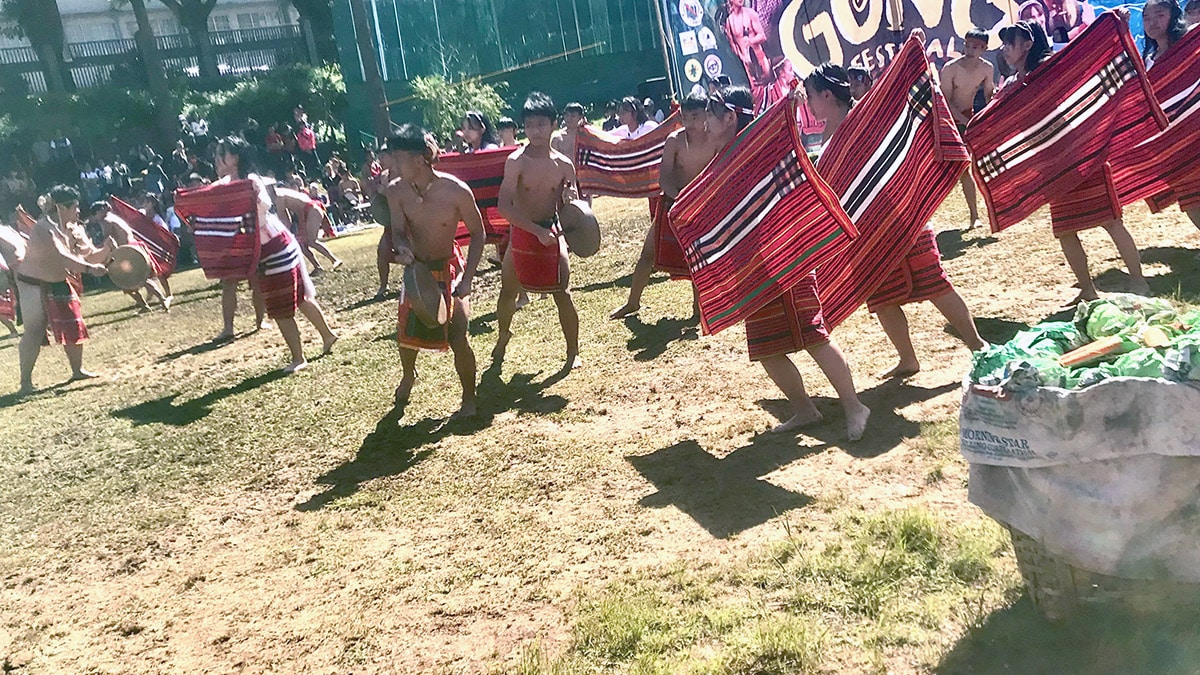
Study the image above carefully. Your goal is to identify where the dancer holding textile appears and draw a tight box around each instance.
[460,111,501,153]
[710,86,870,438]
[85,201,171,311]
[611,97,660,140]
[493,92,582,371]
[941,28,995,230]
[551,103,586,165]
[16,185,111,395]
[381,125,485,415]
[498,118,520,147]
[610,92,715,320]
[803,63,985,380]
[273,186,344,274]
[998,20,1149,304]
[214,136,337,373]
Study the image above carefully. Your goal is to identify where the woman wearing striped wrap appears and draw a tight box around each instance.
[999,21,1149,304]
[214,136,338,374]
[804,64,987,380]
[712,86,871,440]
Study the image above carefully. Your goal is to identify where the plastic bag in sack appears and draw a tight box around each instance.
[1164,335,1200,382]
[971,322,1080,385]
[1110,348,1167,379]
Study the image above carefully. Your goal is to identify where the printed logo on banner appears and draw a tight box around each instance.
[678,0,704,28]
[698,26,718,50]
[690,84,706,97]
[685,58,704,82]
[679,30,699,56]
[703,54,723,79]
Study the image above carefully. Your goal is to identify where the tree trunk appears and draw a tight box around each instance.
[37,43,69,94]
[129,0,177,143]
[187,23,219,78]
[347,0,391,139]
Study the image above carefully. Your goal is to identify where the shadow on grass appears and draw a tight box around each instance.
[572,272,672,294]
[974,316,1031,346]
[295,362,569,511]
[155,331,258,363]
[0,380,107,407]
[1095,245,1200,302]
[623,314,699,361]
[86,291,221,330]
[937,228,999,262]
[937,599,1200,674]
[111,369,289,426]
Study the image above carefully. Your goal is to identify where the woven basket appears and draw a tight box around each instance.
[1007,526,1200,620]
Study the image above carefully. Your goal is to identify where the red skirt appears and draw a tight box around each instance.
[397,246,465,352]
[0,286,15,322]
[744,273,829,361]
[510,223,566,293]
[652,196,690,278]
[1049,163,1122,237]
[17,275,88,345]
[257,232,312,320]
[866,227,953,311]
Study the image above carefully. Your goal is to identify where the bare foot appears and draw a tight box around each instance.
[1129,279,1151,296]
[16,383,34,397]
[69,370,100,382]
[331,260,344,271]
[516,292,531,310]
[373,289,388,302]
[565,352,582,370]
[965,218,983,231]
[311,267,325,276]
[771,408,824,433]
[322,334,339,355]
[257,320,275,332]
[879,362,920,380]
[451,400,477,419]
[395,377,416,406]
[211,330,235,344]
[609,303,640,320]
[1061,291,1098,310]
[491,330,512,363]
[284,360,309,374]
[845,403,871,442]
[162,296,173,312]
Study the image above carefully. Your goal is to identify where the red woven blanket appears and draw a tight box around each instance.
[964,14,1166,232]
[438,147,512,244]
[109,197,179,278]
[1112,26,1200,208]
[669,101,857,335]
[174,179,261,280]
[575,116,682,198]
[15,205,35,237]
[815,33,969,329]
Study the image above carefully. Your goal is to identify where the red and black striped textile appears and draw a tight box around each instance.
[668,101,857,336]
[109,197,179,279]
[437,147,512,245]
[814,33,969,329]
[174,179,261,281]
[1112,26,1200,209]
[15,205,35,237]
[575,116,682,198]
[964,14,1166,233]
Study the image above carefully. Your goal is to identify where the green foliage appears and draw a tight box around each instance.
[183,63,346,138]
[408,75,507,142]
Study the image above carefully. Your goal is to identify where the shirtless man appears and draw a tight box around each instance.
[382,125,485,416]
[493,92,582,371]
[610,92,719,319]
[85,201,170,311]
[941,28,995,230]
[551,102,586,166]
[16,185,111,395]
[273,186,344,274]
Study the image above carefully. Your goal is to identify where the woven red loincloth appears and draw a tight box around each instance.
[397,246,465,352]
[510,222,566,293]
[257,231,311,320]
[110,197,178,279]
[669,100,856,336]
[814,34,969,330]
[575,117,682,198]
[866,227,953,311]
[652,196,690,278]
[744,273,829,361]
[174,179,261,280]
[18,275,87,345]
[964,14,1166,233]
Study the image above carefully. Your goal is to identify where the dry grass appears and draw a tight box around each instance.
[1,192,1198,673]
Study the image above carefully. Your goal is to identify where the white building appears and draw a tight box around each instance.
[0,0,300,49]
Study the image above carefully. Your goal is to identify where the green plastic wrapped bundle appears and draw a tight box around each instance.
[1164,335,1200,382]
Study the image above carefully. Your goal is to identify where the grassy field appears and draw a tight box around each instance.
[2,194,1200,673]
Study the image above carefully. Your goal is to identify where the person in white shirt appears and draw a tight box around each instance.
[611,96,660,140]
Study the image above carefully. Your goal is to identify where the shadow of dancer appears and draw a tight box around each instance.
[112,369,290,426]
[623,314,698,362]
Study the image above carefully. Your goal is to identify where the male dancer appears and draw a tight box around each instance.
[273,186,344,274]
[16,186,111,394]
[382,125,485,415]
[941,28,995,230]
[610,92,717,319]
[493,92,582,371]
[85,200,171,311]
[551,102,586,166]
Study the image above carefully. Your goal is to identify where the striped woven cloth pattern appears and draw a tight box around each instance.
[574,116,682,198]
[814,33,969,329]
[15,205,36,236]
[669,101,857,335]
[110,197,179,278]
[437,147,512,244]
[964,14,1166,232]
[174,179,261,281]
[1113,26,1200,209]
